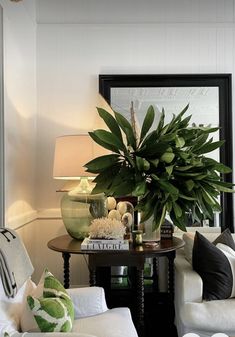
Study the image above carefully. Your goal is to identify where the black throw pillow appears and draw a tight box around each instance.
[192,231,233,301]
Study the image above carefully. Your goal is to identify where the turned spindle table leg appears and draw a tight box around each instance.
[136,268,145,336]
[89,268,96,286]
[167,251,176,300]
[62,252,71,289]
[152,257,159,292]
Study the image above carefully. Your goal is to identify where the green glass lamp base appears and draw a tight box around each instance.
[61,192,107,240]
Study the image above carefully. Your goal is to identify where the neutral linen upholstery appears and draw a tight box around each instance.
[175,232,235,337]
[0,235,138,337]
[0,278,36,336]
[74,307,137,337]
[2,280,138,337]
[0,228,34,298]
[67,286,108,318]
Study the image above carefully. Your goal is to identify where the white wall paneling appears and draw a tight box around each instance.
[17,218,89,285]
[37,22,235,214]
[0,0,37,227]
[0,0,235,286]
[36,0,235,24]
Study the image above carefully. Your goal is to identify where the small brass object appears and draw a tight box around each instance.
[132,230,143,246]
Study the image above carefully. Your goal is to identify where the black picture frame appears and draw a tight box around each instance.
[99,74,233,232]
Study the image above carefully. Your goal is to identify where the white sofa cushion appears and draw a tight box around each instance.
[182,233,194,264]
[175,251,203,304]
[175,231,235,337]
[67,287,108,319]
[181,298,235,332]
[74,307,138,337]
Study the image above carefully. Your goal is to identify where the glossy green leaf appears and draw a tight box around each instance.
[214,163,232,174]
[177,115,192,129]
[85,154,120,173]
[179,193,196,201]
[207,180,235,193]
[140,105,155,142]
[114,111,136,149]
[185,180,194,191]
[200,187,215,206]
[110,180,135,197]
[97,107,123,140]
[139,130,159,149]
[153,204,167,230]
[191,133,209,150]
[173,202,182,218]
[175,165,193,172]
[156,108,165,134]
[170,211,187,232]
[165,165,174,176]
[175,136,185,148]
[93,130,126,152]
[158,180,179,196]
[140,208,154,223]
[196,140,225,155]
[160,132,177,142]
[88,131,119,153]
[149,159,159,168]
[132,181,147,197]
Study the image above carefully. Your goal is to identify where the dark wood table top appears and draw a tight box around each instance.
[48,234,184,256]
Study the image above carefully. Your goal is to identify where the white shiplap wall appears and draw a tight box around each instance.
[0,0,37,229]
[18,0,235,285]
[36,22,235,211]
[36,0,235,24]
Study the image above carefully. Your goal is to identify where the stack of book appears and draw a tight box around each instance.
[81,237,129,250]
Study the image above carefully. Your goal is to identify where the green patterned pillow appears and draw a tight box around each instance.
[27,269,74,332]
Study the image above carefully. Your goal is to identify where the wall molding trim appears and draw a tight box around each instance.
[7,208,62,229]
[37,208,61,219]
[6,210,38,229]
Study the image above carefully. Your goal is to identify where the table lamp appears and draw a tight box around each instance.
[53,134,107,239]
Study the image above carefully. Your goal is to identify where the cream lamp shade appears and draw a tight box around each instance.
[53,134,105,180]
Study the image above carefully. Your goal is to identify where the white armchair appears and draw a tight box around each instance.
[0,228,138,337]
[174,233,235,337]
[0,278,138,337]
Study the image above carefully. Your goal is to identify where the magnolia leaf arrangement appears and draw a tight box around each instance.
[85,105,234,232]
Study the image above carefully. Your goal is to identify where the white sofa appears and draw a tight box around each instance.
[0,278,138,337]
[174,232,235,337]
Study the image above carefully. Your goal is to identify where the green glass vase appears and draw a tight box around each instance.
[61,192,107,240]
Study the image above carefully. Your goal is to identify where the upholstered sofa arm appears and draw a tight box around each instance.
[175,252,203,303]
[67,286,108,319]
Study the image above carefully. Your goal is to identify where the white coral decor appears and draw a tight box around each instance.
[89,217,126,239]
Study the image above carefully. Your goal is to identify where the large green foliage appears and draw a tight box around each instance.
[85,105,233,231]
